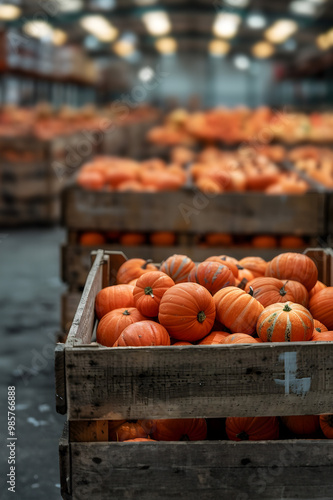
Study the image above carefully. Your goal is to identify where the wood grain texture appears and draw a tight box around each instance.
[304,248,333,286]
[62,185,326,235]
[68,440,333,500]
[65,342,333,420]
[65,250,104,347]
[61,292,81,333]
[59,422,71,500]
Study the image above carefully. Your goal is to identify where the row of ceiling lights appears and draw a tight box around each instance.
[0,1,330,59]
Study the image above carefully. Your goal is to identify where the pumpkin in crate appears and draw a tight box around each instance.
[188,261,235,295]
[109,421,151,442]
[257,302,313,342]
[319,415,333,439]
[95,284,135,319]
[309,280,327,299]
[251,236,278,249]
[280,236,306,248]
[124,438,157,442]
[205,256,239,278]
[77,169,105,190]
[238,256,267,277]
[214,287,264,335]
[79,232,106,246]
[245,277,308,308]
[309,288,333,330]
[265,252,318,291]
[226,417,279,441]
[311,330,333,341]
[97,307,147,347]
[198,331,230,345]
[113,320,170,347]
[224,333,262,344]
[150,418,207,441]
[172,341,193,346]
[236,266,254,283]
[158,282,215,342]
[133,271,175,317]
[116,258,157,284]
[312,319,328,334]
[120,233,146,246]
[281,415,320,436]
[205,233,233,247]
[159,254,196,284]
[150,232,176,246]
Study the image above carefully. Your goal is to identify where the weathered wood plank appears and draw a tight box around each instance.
[65,250,104,347]
[304,247,333,286]
[69,440,333,500]
[62,185,326,235]
[59,422,71,500]
[65,342,333,420]
[55,343,67,414]
[69,420,108,442]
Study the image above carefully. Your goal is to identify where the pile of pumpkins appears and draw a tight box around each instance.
[95,251,333,443]
[95,251,332,347]
[290,146,333,189]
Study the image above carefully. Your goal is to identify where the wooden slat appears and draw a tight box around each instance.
[69,440,333,500]
[61,292,81,333]
[65,342,333,420]
[55,343,67,415]
[59,422,71,500]
[62,186,326,235]
[66,250,104,347]
[304,248,333,285]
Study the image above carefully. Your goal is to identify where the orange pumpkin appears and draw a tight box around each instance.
[150,419,207,441]
[245,277,308,308]
[312,319,328,334]
[159,254,196,284]
[188,261,235,295]
[79,232,106,246]
[205,233,233,247]
[133,271,175,317]
[257,302,313,342]
[96,307,146,347]
[238,256,267,277]
[109,421,149,442]
[319,415,333,439]
[77,170,105,190]
[205,256,239,278]
[116,259,157,284]
[311,330,333,341]
[309,287,333,330]
[224,333,262,344]
[265,252,318,291]
[251,236,278,249]
[280,236,306,248]
[237,266,254,283]
[158,282,216,342]
[95,284,135,319]
[113,320,170,347]
[172,341,193,346]
[309,280,327,300]
[150,232,176,246]
[214,287,264,335]
[197,331,230,345]
[119,233,146,246]
[281,415,320,435]
[124,438,157,442]
[226,417,279,441]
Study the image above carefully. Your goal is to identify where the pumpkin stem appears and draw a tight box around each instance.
[197,311,206,323]
[144,286,154,298]
[180,434,190,441]
[236,431,249,441]
[237,265,244,270]
[237,278,248,290]
[283,303,292,312]
[279,284,287,297]
[248,286,254,297]
[123,310,130,316]
[142,259,153,270]
[315,327,321,332]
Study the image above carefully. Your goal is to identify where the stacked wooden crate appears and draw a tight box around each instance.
[56,248,333,500]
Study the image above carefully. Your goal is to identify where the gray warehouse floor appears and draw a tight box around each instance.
[0,228,67,500]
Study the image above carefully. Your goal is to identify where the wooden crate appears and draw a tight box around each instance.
[61,243,312,290]
[61,291,81,334]
[62,185,326,236]
[57,248,333,500]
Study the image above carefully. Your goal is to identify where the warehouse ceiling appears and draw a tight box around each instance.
[2,0,333,73]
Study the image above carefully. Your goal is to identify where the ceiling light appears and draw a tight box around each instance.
[246,13,267,29]
[224,0,249,7]
[290,1,317,16]
[52,29,67,46]
[57,0,84,11]
[80,15,118,42]
[138,67,155,82]
[142,11,171,36]
[252,41,275,58]
[265,19,298,44]
[233,54,250,70]
[213,13,241,39]
[23,21,54,39]
[316,29,333,50]
[208,39,230,56]
[0,4,21,20]
[155,37,177,54]
[113,39,135,58]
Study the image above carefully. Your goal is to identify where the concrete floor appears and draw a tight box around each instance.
[0,227,67,500]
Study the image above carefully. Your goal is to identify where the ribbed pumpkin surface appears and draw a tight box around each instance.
[159,254,196,283]
[188,261,235,295]
[265,252,318,291]
[96,307,146,347]
[257,302,313,342]
[309,287,333,330]
[226,417,279,441]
